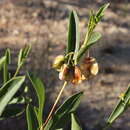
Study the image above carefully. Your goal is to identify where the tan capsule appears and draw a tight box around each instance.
[59,64,83,84]
[90,62,99,76]
[80,57,99,79]
[59,64,74,82]
[53,55,65,71]
[72,66,82,84]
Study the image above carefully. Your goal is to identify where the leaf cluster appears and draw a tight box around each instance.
[27,72,83,130]
[107,85,130,127]
[0,45,31,119]
[66,3,109,65]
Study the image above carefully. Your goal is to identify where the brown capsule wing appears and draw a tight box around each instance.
[90,62,99,76]
[80,57,99,79]
[72,66,82,84]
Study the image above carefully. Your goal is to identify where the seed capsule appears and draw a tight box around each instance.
[53,55,65,71]
[80,57,99,79]
[59,64,74,82]
[90,62,99,76]
[72,66,82,84]
[59,65,83,84]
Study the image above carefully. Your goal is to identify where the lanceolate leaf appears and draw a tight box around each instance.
[28,72,45,125]
[66,10,80,61]
[9,96,26,105]
[0,104,25,120]
[0,56,6,70]
[26,104,38,130]
[77,32,101,61]
[73,11,80,61]
[87,32,102,45]
[71,113,82,130]
[18,44,31,67]
[0,76,25,116]
[96,3,110,20]
[18,49,23,67]
[44,92,83,130]
[76,3,109,62]
[107,85,130,124]
[56,92,83,114]
[3,49,11,83]
[5,49,11,64]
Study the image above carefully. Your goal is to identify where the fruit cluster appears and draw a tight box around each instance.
[53,55,99,84]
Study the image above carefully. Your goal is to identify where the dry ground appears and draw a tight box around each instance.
[0,0,130,130]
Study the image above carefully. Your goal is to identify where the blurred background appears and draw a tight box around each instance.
[0,0,130,130]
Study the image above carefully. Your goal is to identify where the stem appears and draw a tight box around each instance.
[13,65,21,77]
[40,81,67,130]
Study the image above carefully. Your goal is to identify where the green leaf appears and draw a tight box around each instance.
[44,92,83,130]
[66,10,80,61]
[9,96,26,105]
[0,56,6,70]
[0,104,25,120]
[13,45,31,77]
[73,11,80,61]
[71,113,82,130]
[18,44,31,67]
[0,76,25,116]
[26,104,38,130]
[76,3,109,62]
[8,86,29,105]
[18,49,23,67]
[107,85,130,124]
[96,3,110,21]
[88,3,109,30]
[87,32,102,45]
[3,49,11,83]
[77,32,101,61]
[34,106,39,120]
[28,72,45,125]
[5,49,11,64]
